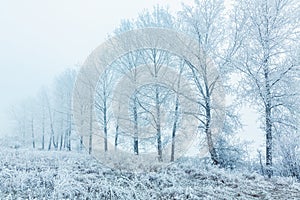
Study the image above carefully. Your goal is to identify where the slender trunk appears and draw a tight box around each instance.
[133,95,139,155]
[67,129,71,151]
[205,91,218,165]
[53,130,58,150]
[103,99,108,152]
[265,104,272,177]
[80,106,84,151]
[42,109,45,150]
[63,128,67,149]
[264,59,273,178]
[80,136,83,151]
[67,115,72,151]
[115,105,120,150]
[171,95,179,162]
[171,65,183,162]
[89,98,93,155]
[156,86,163,162]
[47,99,57,150]
[48,123,56,150]
[206,127,218,165]
[48,133,52,150]
[49,123,56,150]
[151,50,163,162]
[54,115,58,150]
[60,132,63,150]
[31,118,35,149]
[48,116,56,150]
[59,118,63,150]
[115,119,119,150]
[258,150,265,176]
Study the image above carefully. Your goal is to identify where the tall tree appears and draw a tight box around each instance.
[95,69,115,152]
[179,0,227,165]
[53,69,76,151]
[37,88,48,150]
[234,0,300,177]
[136,5,177,161]
[113,20,142,155]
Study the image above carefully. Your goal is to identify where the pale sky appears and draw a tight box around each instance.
[0,0,263,155]
[0,0,185,136]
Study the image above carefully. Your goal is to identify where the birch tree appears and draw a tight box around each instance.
[95,69,115,152]
[234,0,300,177]
[37,88,48,150]
[113,20,142,155]
[137,6,178,161]
[53,69,76,151]
[179,0,227,165]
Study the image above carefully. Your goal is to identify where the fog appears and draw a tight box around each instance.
[0,1,299,197]
[0,0,185,136]
[0,0,262,154]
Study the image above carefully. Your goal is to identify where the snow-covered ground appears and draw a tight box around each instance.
[0,148,300,199]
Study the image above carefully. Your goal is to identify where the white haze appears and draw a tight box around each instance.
[0,0,185,136]
[0,0,262,155]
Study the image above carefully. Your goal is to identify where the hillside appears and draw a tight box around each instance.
[1,148,300,199]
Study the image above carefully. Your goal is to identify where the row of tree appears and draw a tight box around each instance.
[11,0,300,179]
[11,69,78,151]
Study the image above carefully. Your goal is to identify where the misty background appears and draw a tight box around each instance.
[0,0,262,153]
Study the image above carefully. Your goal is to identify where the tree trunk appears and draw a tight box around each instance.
[103,100,108,152]
[89,99,93,155]
[115,120,119,150]
[42,111,45,150]
[171,65,182,162]
[264,62,273,178]
[48,122,56,150]
[48,134,52,150]
[60,132,63,150]
[80,136,83,151]
[59,119,63,150]
[205,94,218,165]
[67,116,71,151]
[133,96,139,155]
[31,118,35,149]
[171,95,179,162]
[47,97,57,150]
[156,86,163,162]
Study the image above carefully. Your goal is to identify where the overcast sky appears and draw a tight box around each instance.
[0,0,185,135]
[0,0,263,154]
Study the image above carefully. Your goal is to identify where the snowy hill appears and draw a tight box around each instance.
[0,148,300,199]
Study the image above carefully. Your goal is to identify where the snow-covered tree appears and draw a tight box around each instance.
[52,69,76,151]
[233,0,300,177]
[178,0,227,165]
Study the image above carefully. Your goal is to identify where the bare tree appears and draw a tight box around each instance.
[234,0,300,177]
[45,90,57,150]
[53,69,76,151]
[113,20,143,155]
[171,62,184,162]
[135,6,177,161]
[37,88,47,150]
[95,69,115,152]
[179,0,227,165]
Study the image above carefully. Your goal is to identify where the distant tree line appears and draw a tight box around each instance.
[11,0,300,179]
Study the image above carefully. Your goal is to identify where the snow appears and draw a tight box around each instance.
[1,147,300,199]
